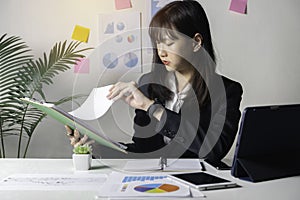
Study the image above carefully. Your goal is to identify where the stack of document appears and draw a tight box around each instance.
[97,171,205,198]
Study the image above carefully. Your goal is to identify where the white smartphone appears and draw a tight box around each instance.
[169,172,238,191]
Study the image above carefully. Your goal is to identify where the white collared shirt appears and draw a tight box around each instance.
[163,72,192,144]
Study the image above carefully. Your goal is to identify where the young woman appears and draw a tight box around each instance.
[67,1,243,165]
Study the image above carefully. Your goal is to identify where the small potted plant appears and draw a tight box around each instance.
[72,144,93,170]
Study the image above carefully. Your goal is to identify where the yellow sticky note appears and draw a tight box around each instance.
[71,25,90,43]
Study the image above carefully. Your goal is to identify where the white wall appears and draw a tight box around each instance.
[1,0,300,159]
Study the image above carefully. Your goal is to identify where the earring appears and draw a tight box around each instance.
[193,33,203,52]
[193,44,201,52]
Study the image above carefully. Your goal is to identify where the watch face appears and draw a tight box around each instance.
[147,103,163,117]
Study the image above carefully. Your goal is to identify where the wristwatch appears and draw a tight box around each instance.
[147,99,163,117]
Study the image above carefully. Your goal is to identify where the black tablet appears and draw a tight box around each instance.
[169,172,237,190]
[231,104,300,182]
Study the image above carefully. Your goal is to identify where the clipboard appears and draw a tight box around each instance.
[21,97,127,154]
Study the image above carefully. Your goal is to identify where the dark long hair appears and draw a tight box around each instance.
[148,0,216,107]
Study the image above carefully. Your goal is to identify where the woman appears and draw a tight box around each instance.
[67,1,243,165]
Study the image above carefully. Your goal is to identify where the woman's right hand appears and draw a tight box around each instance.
[107,81,154,112]
[65,126,94,147]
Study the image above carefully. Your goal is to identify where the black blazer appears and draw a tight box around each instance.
[125,72,243,164]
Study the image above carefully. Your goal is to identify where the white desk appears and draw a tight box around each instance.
[0,159,299,200]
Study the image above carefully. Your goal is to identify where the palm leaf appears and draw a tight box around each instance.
[0,33,92,157]
[0,34,33,158]
[17,41,92,157]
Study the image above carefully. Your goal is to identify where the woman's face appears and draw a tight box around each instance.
[156,32,194,73]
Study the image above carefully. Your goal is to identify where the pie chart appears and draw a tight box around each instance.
[103,53,118,69]
[124,52,138,68]
[134,183,179,193]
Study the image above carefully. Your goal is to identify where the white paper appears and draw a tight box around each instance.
[123,159,202,172]
[69,85,113,120]
[0,173,107,191]
[97,171,195,198]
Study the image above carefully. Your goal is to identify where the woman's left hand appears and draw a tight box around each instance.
[107,81,154,111]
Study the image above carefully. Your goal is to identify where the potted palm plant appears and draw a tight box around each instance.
[0,33,92,158]
[72,144,93,170]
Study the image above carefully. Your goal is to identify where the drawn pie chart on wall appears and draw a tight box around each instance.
[116,22,125,31]
[124,52,138,68]
[127,35,135,43]
[115,35,123,43]
[134,183,180,193]
[102,53,118,69]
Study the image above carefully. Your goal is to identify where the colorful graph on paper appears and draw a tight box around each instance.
[134,183,180,193]
[122,175,167,183]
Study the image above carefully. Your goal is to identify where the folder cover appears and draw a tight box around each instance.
[21,97,127,154]
[231,104,300,182]
[232,155,300,182]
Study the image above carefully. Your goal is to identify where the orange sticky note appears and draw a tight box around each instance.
[115,0,132,10]
[71,25,90,43]
[74,58,90,74]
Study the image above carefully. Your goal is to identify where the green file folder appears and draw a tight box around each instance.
[21,97,127,154]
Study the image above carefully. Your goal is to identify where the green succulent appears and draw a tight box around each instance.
[73,144,92,154]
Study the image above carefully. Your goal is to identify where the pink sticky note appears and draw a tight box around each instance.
[115,0,132,10]
[74,58,90,74]
[229,0,248,14]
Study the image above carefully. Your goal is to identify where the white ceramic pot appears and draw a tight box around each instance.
[72,154,92,170]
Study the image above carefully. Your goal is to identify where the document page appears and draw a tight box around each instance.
[97,171,200,198]
[0,173,107,191]
[69,84,114,120]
